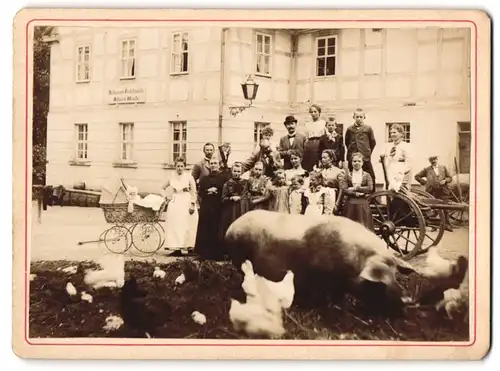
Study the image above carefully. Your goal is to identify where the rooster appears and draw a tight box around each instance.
[119,277,172,338]
[84,254,125,289]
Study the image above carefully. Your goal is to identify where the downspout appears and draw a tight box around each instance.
[218,28,228,146]
[289,34,298,110]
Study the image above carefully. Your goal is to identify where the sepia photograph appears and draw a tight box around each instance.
[11,8,491,360]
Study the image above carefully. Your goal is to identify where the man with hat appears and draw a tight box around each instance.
[277,115,307,170]
[415,155,454,231]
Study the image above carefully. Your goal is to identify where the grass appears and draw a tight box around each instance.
[29,258,469,341]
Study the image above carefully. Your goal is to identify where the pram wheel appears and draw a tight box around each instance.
[130,222,163,256]
[103,225,132,254]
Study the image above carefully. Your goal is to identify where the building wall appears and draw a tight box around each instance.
[46,26,471,191]
[47,26,225,192]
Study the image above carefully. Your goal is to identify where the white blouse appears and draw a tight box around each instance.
[305,119,326,139]
[351,169,363,186]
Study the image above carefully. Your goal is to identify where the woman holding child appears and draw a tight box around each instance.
[315,149,346,214]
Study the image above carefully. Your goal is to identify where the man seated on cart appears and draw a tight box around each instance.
[414,155,455,231]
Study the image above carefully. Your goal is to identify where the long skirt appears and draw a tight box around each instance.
[194,200,223,260]
[302,138,321,172]
[343,197,374,231]
[164,191,199,250]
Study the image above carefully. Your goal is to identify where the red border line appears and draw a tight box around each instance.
[24,18,478,348]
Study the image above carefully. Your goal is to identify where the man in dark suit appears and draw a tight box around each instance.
[191,142,215,188]
[277,115,307,170]
[415,156,454,231]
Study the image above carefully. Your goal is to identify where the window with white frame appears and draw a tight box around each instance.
[386,122,411,143]
[254,122,270,148]
[76,45,91,82]
[75,123,88,160]
[255,33,272,76]
[316,35,337,77]
[171,32,189,74]
[119,123,134,161]
[171,121,187,162]
[120,39,136,79]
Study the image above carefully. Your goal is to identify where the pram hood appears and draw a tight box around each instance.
[99,176,129,205]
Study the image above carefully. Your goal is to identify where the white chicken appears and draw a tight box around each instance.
[62,266,78,275]
[84,254,125,289]
[241,260,295,310]
[256,271,295,310]
[153,267,166,279]
[103,315,124,331]
[66,282,77,296]
[229,299,285,339]
[241,261,258,298]
[229,260,293,338]
[175,273,186,285]
[81,291,93,303]
[191,311,207,325]
[419,246,456,279]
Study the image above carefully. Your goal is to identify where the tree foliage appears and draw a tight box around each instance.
[32,26,55,185]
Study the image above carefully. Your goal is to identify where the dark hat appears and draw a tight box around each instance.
[283,115,297,125]
[429,156,438,161]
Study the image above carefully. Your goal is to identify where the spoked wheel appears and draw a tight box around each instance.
[367,190,426,260]
[410,189,446,251]
[103,225,132,254]
[449,187,470,227]
[130,222,163,257]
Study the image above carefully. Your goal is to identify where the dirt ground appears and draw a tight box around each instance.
[29,258,469,341]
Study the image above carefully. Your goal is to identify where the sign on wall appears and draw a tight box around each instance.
[107,87,146,105]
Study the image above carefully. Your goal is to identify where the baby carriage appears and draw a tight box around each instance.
[88,176,168,256]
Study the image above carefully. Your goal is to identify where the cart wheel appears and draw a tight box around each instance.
[130,223,163,256]
[103,225,132,254]
[449,188,470,227]
[367,190,426,260]
[410,189,446,251]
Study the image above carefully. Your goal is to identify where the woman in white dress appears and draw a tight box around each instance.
[302,104,327,172]
[161,156,199,256]
[381,123,413,193]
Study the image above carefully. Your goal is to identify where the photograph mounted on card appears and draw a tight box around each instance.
[11,8,491,360]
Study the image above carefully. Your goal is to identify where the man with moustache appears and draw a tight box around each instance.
[345,108,377,192]
[277,115,307,170]
[191,142,216,188]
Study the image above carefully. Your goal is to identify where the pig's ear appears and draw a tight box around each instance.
[358,257,392,286]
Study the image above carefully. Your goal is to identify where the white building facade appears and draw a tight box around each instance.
[45,26,471,192]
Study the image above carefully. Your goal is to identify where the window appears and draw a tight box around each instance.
[76,45,91,82]
[120,39,136,79]
[254,122,270,147]
[386,122,411,143]
[255,33,272,76]
[171,32,189,74]
[75,124,88,160]
[316,36,337,77]
[171,121,187,162]
[119,123,134,161]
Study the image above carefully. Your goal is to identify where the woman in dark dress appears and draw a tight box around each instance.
[194,156,231,260]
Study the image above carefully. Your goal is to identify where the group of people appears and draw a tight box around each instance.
[159,105,457,260]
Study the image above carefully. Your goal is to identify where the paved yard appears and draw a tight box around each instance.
[29,202,471,267]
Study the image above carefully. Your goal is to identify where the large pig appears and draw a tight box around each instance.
[224,210,455,316]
